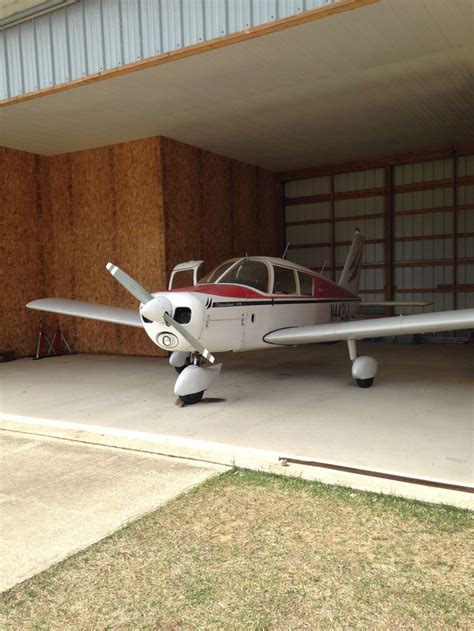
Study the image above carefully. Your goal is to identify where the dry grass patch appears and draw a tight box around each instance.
[1,470,473,629]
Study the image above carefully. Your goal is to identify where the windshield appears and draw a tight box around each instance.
[219,259,269,293]
[198,259,238,284]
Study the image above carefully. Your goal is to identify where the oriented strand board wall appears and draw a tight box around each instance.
[162,137,281,279]
[162,138,202,277]
[0,147,43,357]
[201,150,233,272]
[42,138,167,357]
[1,136,280,357]
[113,139,166,355]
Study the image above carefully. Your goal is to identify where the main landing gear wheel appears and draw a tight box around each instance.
[179,391,204,405]
[348,341,378,389]
[356,377,374,388]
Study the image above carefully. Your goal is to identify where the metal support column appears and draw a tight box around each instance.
[383,166,393,315]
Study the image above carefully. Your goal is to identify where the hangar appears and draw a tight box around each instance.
[1,0,473,506]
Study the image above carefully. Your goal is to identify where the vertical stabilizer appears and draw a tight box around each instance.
[338,230,364,295]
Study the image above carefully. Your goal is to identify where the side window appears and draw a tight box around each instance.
[273,266,297,294]
[298,273,314,296]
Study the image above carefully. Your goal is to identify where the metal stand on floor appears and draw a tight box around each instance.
[33,320,74,359]
[49,320,73,356]
[33,320,51,360]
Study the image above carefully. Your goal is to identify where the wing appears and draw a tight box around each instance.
[27,298,143,328]
[264,308,474,345]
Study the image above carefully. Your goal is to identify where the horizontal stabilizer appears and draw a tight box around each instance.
[264,309,474,346]
[27,298,142,328]
[362,301,432,307]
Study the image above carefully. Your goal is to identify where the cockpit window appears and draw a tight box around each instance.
[273,266,297,294]
[219,260,269,293]
[198,259,238,284]
[298,272,314,296]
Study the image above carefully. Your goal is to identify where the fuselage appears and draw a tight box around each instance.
[141,256,360,354]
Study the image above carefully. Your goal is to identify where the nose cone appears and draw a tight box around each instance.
[141,292,207,354]
[140,295,173,324]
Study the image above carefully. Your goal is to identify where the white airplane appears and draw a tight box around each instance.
[27,231,474,404]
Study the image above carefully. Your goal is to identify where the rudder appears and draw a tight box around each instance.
[338,230,364,295]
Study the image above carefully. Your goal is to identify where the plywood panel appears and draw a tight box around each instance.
[42,155,75,297]
[69,146,118,353]
[39,153,77,344]
[41,138,167,357]
[0,147,42,357]
[1,148,38,242]
[113,137,166,356]
[1,136,280,358]
[200,149,232,276]
[162,137,202,274]
[163,140,280,279]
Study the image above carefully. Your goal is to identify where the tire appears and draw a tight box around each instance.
[179,391,204,405]
[356,377,374,388]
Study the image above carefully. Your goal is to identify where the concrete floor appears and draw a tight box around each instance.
[1,343,472,489]
[0,431,226,592]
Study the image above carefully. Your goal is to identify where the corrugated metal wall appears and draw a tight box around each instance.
[0,0,336,100]
[284,153,474,328]
[285,167,386,304]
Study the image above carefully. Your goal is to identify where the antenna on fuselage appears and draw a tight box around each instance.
[320,259,327,276]
[282,242,290,259]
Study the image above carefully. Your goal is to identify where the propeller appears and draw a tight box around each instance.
[106,262,215,364]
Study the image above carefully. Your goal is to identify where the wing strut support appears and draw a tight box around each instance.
[347,339,357,361]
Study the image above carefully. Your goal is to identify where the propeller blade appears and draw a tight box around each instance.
[163,312,215,364]
[106,263,153,304]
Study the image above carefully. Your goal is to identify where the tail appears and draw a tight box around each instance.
[338,230,364,295]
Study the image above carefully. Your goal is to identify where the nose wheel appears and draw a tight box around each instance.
[171,352,222,405]
[356,377,374,388]
[178,391,204,405]
[175,360,190,374]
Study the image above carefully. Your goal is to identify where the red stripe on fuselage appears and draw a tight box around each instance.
[170,280,358,301]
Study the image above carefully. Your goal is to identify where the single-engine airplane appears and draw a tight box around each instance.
[27,231,474,404]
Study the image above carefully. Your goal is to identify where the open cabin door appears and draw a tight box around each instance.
[168,260,204,289]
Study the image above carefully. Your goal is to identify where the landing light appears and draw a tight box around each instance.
[157,332,179,348]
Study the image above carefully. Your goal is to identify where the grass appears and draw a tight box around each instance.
[1,470,473,630]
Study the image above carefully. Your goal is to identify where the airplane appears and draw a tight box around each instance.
[27,231,474,405]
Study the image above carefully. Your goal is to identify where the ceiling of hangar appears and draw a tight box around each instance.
[0,0,473,170]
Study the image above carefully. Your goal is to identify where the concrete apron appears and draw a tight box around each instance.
[2,415,473,511]
[0,430,228,592]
